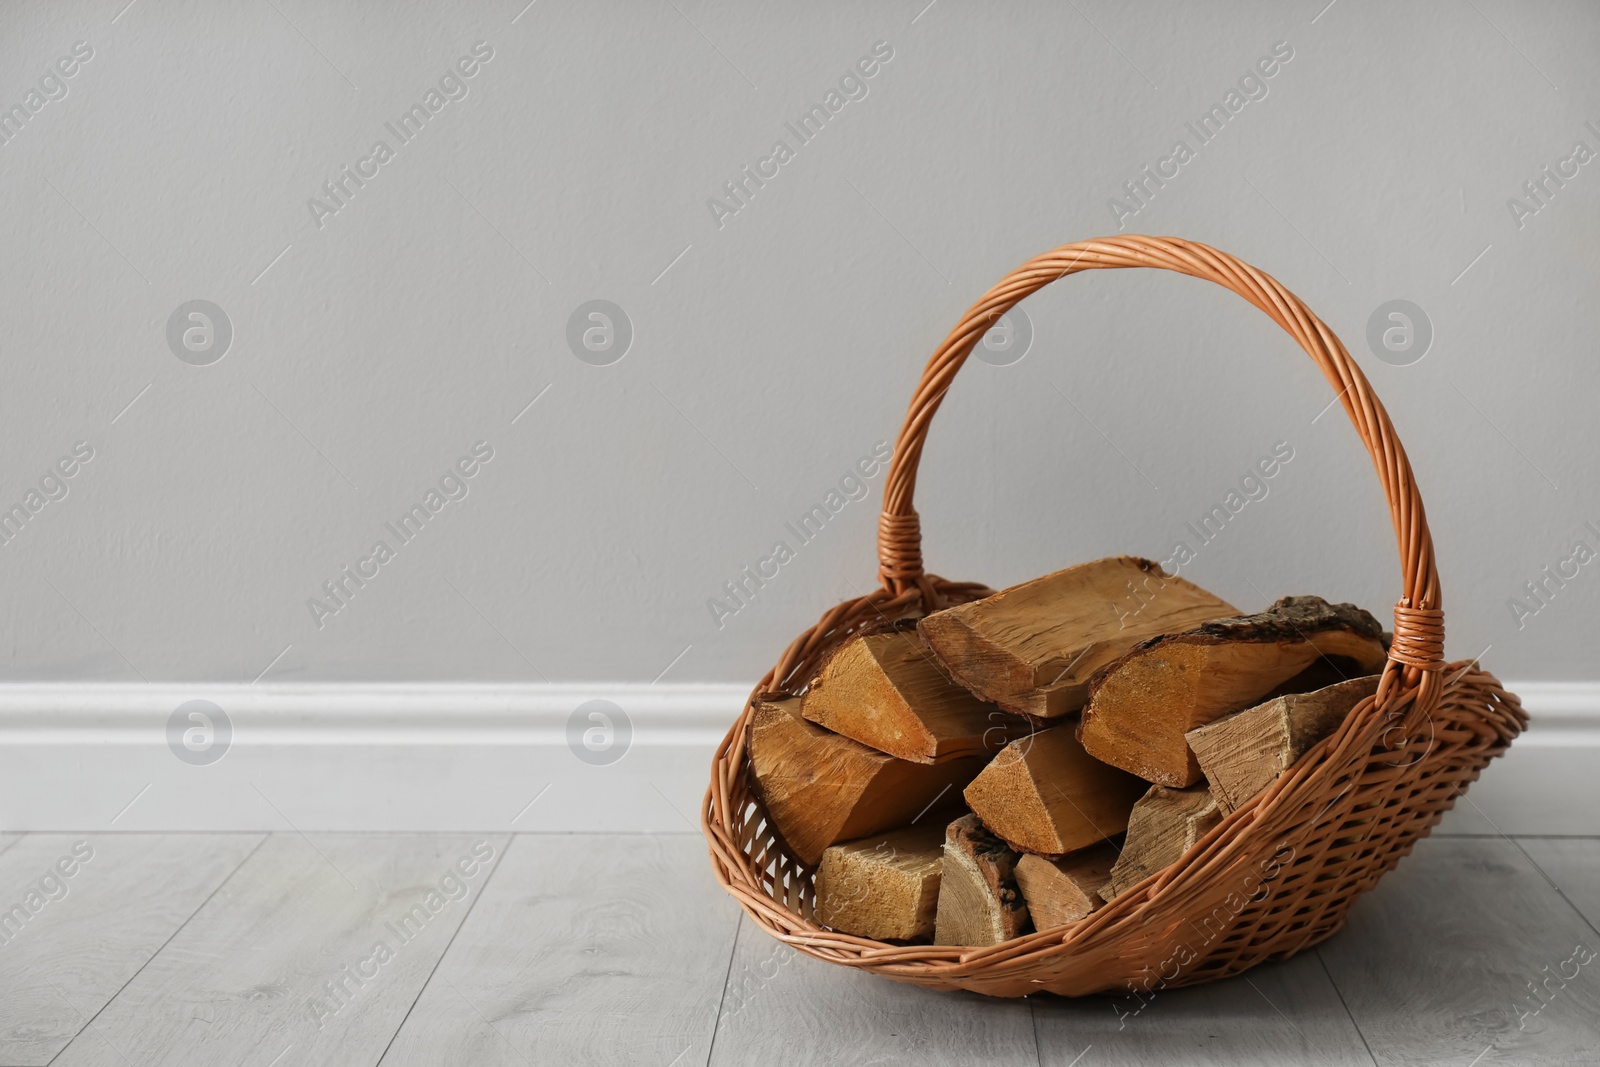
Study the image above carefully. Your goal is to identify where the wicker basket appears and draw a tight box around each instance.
[702,235,1525,997]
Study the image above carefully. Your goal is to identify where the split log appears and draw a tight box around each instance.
[934,814,1030,946]
[1078,596,1387,786]
[962,726,1147,856]
[814,824,945,941]
[746,699,976,867]
[1014,843,1118,929]
[803,629,1032,764]
[1186,675,1381,813]
[918,556,1239,718]
[1101,784,1223,902]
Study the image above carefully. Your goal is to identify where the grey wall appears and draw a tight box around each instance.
[2,0,1596,684]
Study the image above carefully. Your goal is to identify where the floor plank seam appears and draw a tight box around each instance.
[1026,994,1043,1067]
[1461,808,1600,942]
[1511,839,1600,943]
[373,833,519,1067]
[703,914,746,1066]
[43,832,270,1067]
[1442,833,1600,840]
[1314,946,1380,1067]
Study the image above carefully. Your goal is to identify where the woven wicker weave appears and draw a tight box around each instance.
[702,235,1525,997]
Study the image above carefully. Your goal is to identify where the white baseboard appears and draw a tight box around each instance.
[0,683,748,834]
[0,681,1592,834]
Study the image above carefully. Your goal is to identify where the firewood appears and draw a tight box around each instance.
[802,630,1032,764]
[1014,844,1118,929]
[1101,784,1223,902]
[918,556,1239,718]
[814,824,945,941]
[1078,596,1387,787]
[962,726,1147,856]
[1186,675,1380,813]
[745,699,975,867]
[934,814,1030,946]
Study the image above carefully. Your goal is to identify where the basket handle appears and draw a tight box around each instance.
[876,235,1445,704]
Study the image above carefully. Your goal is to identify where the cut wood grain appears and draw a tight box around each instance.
[1014,843,1118,929]
[1102,784,1223,902]
[918,556,1239,718]
[746,698,977,866]
[1187,675,1380,813]
[802,629,1030,763]
[963,726,1147,856]
[49,833,509,1067]
[382,834,739,1067]
[0,834,262,1067]
[1079,596,1387,786]
[934,815,1029,946]
[814,824,945,941]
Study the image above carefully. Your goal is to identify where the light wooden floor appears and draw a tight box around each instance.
[0,831,1595,1066]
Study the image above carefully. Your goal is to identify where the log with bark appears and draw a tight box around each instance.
[1186,675,1381,813]
[962,726,1147,856]
[803,629,1032,764]
[1078,596,1387,787]
[918,556,1239,718]
[1101,783,1223,902]
[814,823,946,941]
[1014,843,1118,929]
[745,698,976,866]
[934,814,1030,946]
